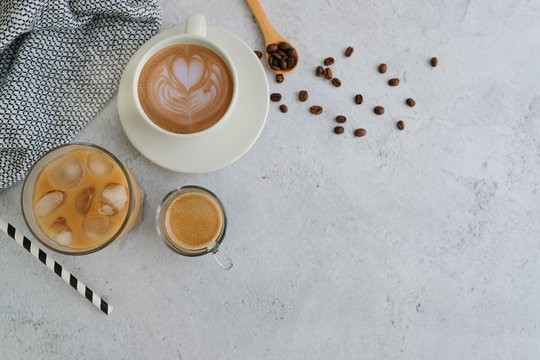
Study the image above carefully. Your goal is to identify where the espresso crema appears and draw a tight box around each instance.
[138,43,233,134]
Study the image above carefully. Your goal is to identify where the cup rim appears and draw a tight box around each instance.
[21,142,136,256]
[155,185,227,257]
[133,34,238,137]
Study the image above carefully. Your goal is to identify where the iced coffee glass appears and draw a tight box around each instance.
[21,143,144,255]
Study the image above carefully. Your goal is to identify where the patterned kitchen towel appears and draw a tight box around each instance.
[0,0,162,190]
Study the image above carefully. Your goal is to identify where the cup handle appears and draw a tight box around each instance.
[185,14,206,37]
[212,248,233,270]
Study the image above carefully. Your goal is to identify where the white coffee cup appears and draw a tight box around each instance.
[132,14,238,137]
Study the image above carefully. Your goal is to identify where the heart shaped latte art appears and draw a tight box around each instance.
[138,44,233,134]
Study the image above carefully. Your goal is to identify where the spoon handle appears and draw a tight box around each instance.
[245,0,278,44]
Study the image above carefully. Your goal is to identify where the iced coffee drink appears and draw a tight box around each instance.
[22,143,143,255]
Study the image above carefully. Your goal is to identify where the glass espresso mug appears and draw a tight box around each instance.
[133,13,238,137]
[156,186,232,270]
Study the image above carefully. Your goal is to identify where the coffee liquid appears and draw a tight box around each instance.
[138,43,233,134]
[33,150,130,249]
[164,190,223,250]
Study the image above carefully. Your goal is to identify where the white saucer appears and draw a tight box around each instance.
[118,25,269,173]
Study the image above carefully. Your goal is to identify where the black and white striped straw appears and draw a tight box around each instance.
[0,217,113,315]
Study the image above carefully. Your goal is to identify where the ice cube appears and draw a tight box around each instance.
[48,153,84,190]
[99,183,128,215]
[82,215,110,239]
[75,187,94,215]
[35,190,65,218]
[47,217,72,245]
[88,152,113,175]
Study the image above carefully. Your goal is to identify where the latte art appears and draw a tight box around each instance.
[138,44,233,134]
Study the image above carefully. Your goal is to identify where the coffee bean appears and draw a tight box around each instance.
[323,68,333,80]
[270,93,282,102]
[324,57,335,66]
[354,94,363,104]
[334,126,344,134]
[315,66,323,77]
[254,50,262,59]
[354,128,367,137]
[288,48,297,57]
[273,52,282,60]
[280,59,287,70]
[388,78,400,86]
[374,106,384,115]
[430,57,438,67]
[267,44,278,53]
[378,63,387,73]
[287,56,296,68]
[299,90,308,102]
[270,65,280,71]
[276,74,284,83]
[345,46,354,57]
[397,120,405,130]
[331,78,342,87]
[278,50,287,58]
[273,58,280,66]
[335,115,347,123]
[279,42,290,51]
[310,106,323,114]
[280,104,288,113]
[406,98,416,107]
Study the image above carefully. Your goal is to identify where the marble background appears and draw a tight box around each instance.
[2,0,540,358]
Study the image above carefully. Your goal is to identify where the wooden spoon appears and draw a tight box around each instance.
[245,0,299,74]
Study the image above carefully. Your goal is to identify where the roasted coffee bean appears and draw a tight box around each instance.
[273,52,282,60]
[406,98,416,107]
[270,65,280,71]
[354,128,367,137]
[267,43,278,53]
[374,106,384,115]
[288,48,297,58]
[345,46,354,57]
[323,68,333,80]
[278,50,287,57]
[270,93,282,102]
[273,58,280,66]
[280,104,288,113]
[335,115,347,123]
[287,57,296,68]
[378,63,387,73]
[430,57,438,67]
[388,78,400,86]
[397,120,405,130]
[279,42,290,51]
[354,94,363,104]
[310,106,323,114]
[334,126,344,134]
[299,90,308,102]
[324,57,335,66]
[315,66,324,77]
[276,74,284,83]
[331,78,342,87]
[280,60,287,70]
[254,50,262,59]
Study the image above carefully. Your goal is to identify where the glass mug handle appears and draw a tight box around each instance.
[185,14,206,37]
[212,248,233,270]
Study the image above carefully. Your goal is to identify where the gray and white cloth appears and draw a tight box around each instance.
[0,0,162,190]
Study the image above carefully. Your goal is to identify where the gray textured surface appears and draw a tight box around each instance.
[2,0,540,358]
